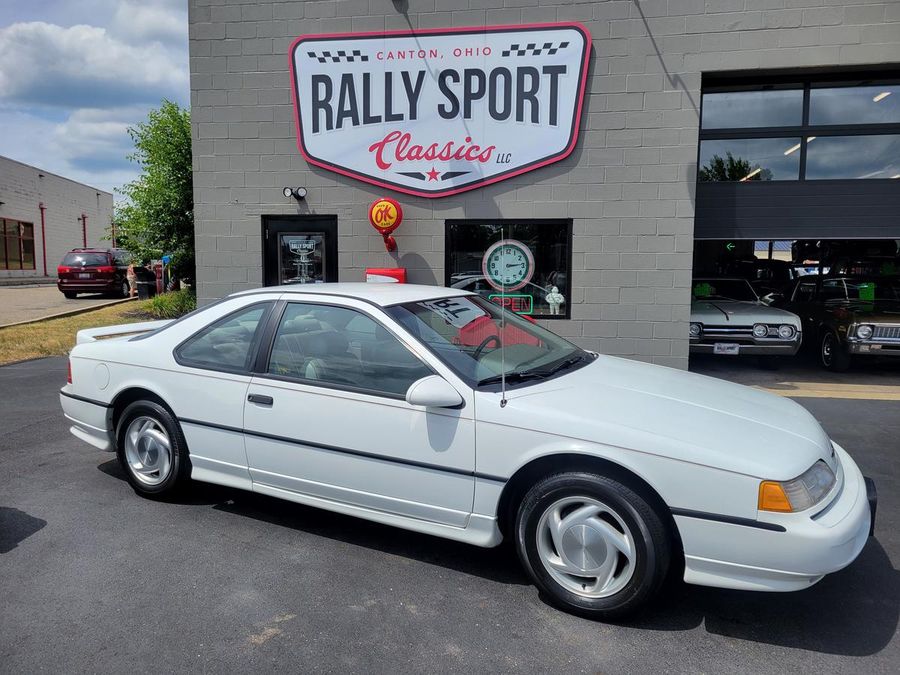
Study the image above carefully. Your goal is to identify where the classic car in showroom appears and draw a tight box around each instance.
[60,283,875,619]
[690,278,803,358]
[777,275,900,371]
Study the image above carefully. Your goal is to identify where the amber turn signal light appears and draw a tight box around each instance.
[759,481,793,512]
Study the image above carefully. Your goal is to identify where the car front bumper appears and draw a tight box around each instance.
[676,442,874,592]
[690,342,801,356]
[847,341,900,356]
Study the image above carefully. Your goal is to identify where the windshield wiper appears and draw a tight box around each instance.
[478,354,591,387]
[536,354,590,378]
[477,370,547,387]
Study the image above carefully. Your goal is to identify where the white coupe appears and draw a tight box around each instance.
[60,283,876,618]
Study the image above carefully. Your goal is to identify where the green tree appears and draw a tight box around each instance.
[115,100,194,283]
[698,152,772,182]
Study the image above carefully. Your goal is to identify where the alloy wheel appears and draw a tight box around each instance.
[535,496,637,599]
[123,416,173,486]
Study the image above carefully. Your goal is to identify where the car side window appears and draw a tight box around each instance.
[822,279,846,300]
[175,303,270,372]
[267,302,432,397]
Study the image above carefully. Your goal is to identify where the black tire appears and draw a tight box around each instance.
[820,330,851,372]
[63,291,77,299]
[515,472,671,620]
[119,279,131,298]
[115,400,191,497]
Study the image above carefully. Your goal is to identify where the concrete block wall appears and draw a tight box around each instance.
[188,0,900,369]
[0,156,113,278]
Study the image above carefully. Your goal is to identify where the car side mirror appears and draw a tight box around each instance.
[405,375,463,408]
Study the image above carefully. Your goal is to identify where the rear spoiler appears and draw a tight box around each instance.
[76,320,173,344]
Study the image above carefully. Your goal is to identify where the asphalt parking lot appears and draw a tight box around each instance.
[1,357,897,673]
[0,285,124,327]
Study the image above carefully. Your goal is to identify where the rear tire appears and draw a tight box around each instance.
[63,291,77,299]
[116,400,190,497]
[119,279,130,298]
[820,330,851,372]
[515,472,671,620]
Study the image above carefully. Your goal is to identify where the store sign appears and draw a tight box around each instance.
[289,23,591,198]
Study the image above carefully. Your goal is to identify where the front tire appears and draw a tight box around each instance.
[515,472,671,620]
[820,330,851,372]
[116,400,190,497]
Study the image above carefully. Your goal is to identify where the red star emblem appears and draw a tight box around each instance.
[426,167,440,182]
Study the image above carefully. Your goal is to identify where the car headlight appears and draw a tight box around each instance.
[856,324,873,339]
[777,324,795,339]
[689,322,702,337]
[752,323,769,338]
[758,461,836,512]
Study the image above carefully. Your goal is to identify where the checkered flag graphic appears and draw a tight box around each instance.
[501,41,570,57]
[307,49,369,63]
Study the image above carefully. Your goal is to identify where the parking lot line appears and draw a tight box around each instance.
[754,382,900,401]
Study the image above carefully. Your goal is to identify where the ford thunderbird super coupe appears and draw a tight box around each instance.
[60,283,876,619]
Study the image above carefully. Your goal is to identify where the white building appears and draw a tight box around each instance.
[0,155,114,280]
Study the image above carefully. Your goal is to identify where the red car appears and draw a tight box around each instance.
[57,248,132,299]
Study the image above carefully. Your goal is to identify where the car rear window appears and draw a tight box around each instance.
[62,252,109,267]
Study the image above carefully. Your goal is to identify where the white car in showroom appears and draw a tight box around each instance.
[60,283,876,619]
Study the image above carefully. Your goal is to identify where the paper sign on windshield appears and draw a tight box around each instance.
[289,23,591,198]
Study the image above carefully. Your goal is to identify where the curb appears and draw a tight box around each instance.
[0,297,138,330]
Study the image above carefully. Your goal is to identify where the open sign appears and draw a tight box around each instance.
[488,294,534,315]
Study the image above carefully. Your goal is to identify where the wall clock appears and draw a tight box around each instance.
[482,239,535,292]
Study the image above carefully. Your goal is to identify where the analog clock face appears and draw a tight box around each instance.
[482,239,535,292]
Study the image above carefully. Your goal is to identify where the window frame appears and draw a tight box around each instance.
[443,218,574,321]
[1,219,36,271]
[173,301,275,375]
[254,299,437,402]
[699,73,900,183]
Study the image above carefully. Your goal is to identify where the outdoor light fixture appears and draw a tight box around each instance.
[282,186,308,201]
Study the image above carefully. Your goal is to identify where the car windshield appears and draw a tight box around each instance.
[385,295,590,387]
[692,279,758,302]
[62,252,108,267]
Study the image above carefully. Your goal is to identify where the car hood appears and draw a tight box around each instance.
[691,300,801,326]
[485,356,832,480]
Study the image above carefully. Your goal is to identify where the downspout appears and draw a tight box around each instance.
[39,202,48,276]
[81,213,87,247]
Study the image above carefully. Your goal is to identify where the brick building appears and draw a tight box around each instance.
[0,155,113,280]
[188,0,900,369]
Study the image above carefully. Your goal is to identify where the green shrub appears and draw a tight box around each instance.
[144,288,197,319]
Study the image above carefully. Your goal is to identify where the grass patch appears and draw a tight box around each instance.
[0,290,197,366]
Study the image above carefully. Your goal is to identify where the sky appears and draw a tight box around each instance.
[0,0,189,195]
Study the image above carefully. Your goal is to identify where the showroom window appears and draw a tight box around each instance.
[699,78,900,182]
[445,219,573,320]
[1,220,35,270]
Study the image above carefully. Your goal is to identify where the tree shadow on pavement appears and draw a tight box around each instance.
[629,539,898,657]
[0,507,47,554]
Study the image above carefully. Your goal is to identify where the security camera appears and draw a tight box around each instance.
[282,187,308,201]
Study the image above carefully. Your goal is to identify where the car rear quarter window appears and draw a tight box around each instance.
[175,303,271,373]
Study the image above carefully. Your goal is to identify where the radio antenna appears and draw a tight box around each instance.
[500,224,508,408]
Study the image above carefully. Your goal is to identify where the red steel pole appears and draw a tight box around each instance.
[39,202,48,276]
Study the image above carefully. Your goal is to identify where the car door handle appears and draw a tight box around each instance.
[247,394,274,406]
